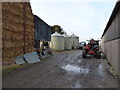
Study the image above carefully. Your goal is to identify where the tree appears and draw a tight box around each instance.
[51,25,65,35]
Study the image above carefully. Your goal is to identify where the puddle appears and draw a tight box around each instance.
[63,64,80,73]
[62,64,89,73]
[98,64,104,76]
[78,60,82,63]
[73,81,82,88]
[86,55,94,58]
[99,64,102,69]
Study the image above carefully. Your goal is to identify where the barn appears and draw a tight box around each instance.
[34,15,51,51]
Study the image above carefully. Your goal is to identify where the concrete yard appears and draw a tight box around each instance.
[3,50,119,88]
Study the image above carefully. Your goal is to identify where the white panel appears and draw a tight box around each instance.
[103,39,119,75]
[24,52,40,63]
[111,39,118,74]
[118,10,120,38]
[15,55,26,65]
[104,42,111,61]
[118,39,120,76]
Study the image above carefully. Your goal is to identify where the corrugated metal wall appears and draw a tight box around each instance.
[34,16,41,40]
[34,15,51,42]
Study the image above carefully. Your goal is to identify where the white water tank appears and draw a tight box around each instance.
[70,34,79,49]
[50,32,64,51]
[63,34,72,50]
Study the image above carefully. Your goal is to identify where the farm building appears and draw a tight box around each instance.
[34,15,51,51]
[2,2,35,65]
[101,1,120,76]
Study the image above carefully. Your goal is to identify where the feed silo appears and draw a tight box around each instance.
[70,34,79,49]
[63,34,72,50]
[50,32,64,51]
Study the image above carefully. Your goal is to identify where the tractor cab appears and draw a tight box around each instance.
[82,39,101,58]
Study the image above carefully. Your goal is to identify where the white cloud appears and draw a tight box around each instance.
[1,0,29,2]
[30,1,116,41]
[30,0,117,3]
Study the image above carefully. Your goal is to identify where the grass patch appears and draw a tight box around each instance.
[2,64,31,76]
[106,58,112,66]
[105,59,120,81]
[107,61,112,66]
[2,55,53,75]
[109,66,120,81]
[106,60,120,81]
[51,50,64,52]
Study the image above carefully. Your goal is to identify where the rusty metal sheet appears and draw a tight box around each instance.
[24,52,40,63]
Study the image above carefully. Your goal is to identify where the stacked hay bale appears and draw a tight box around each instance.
[24,3,34,53]
[2,2,34,65]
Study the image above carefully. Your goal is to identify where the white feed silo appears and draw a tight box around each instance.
[50,32,64,51]
[63,34,72,50]
[70,34,79,49]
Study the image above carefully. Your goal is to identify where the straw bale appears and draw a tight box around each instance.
[2,2,35,65]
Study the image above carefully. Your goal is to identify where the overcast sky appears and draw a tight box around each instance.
[30,0,116,41]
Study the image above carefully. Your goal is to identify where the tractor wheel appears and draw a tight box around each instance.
[96,51,101,59]
[82,50,86,58]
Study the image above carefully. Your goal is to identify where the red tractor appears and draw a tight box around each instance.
[82,39,101,58]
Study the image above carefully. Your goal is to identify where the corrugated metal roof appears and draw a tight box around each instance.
[62,34,69,37]
[51,32,63,37]
[101,1,120,38]
[70,34,79,38]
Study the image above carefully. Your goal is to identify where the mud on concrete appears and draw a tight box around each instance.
[2,50,119,88]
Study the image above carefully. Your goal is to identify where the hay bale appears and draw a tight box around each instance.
[2,2,35,65]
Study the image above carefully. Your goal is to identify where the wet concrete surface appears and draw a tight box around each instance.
[3,50,119,88]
